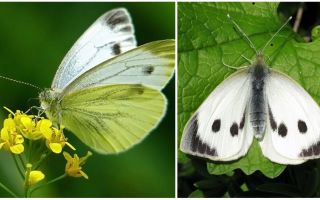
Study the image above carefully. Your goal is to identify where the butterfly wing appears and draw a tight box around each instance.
[52,8,136,90]
[260,69,320,164]
[62,40,175,94]
[60,84,166,154]
[55,40,174,154]
[180,69,254,161]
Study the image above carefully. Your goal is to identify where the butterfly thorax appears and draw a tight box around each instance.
[39,89,62,125]
[248,54,270,140]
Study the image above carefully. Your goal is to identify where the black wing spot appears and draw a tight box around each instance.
[136,87,144,95]
[268,105,277,131]
[230,122,239,137]
[112,43,121,55]
[142,66,154,75]
[298,120,307,133]
[212,119,221,132]
[300,141,320,157]
[190,114,199,152]
[119,26,132,33]
[278,123,287,137]
[194,135,217,156]
[239,112,246,130]
[106,11,129,29]
[189,114,217,156]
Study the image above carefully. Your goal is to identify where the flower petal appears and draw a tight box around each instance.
[10,144,24,154]
[49,143,62,154]
[15,135,24,144]
[0,128,9,140]
[29,170,45,185]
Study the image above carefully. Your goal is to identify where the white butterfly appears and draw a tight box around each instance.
[180,15,320,165]
[39,8,175,154]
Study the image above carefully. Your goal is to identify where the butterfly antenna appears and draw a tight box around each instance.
[261,16,292,53]
[0,75,41,91]
[227,14,258,54]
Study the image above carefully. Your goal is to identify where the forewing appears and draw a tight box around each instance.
[62,40,175,94]
[60,84,166,154]
[261,69,320,164]
[180,69,254,161]
[52,8,136,90]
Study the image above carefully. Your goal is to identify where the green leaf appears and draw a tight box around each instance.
[178,2,320,178]
[188,189,205,198]
[207,140,285,178]
[312,25,320,41]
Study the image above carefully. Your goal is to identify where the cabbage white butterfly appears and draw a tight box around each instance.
[180,14,320,165]
[39,8,175,154]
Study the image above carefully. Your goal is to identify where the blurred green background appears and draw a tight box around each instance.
[0,2,175,197]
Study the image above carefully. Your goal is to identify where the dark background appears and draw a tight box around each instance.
[0,2,175,197]
[178,2,320,198]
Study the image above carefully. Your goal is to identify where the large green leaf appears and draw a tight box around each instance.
[178,2,320,178]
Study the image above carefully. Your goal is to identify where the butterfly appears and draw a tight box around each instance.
[180,14,320,165]
[39,8,175,154]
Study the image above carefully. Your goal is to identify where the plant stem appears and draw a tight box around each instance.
[0,181,19,197]
[29,174,66,197]
[18,154,26,170]
[11,154,24,179]
[34,151,51,170]
[27,140,33,163]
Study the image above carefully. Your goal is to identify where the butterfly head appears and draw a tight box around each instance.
[39,89,61,123]
[254,51,265,66]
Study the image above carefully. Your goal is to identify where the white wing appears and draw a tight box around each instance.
[62,40,175,95]
[180,69,254,161]
[52,8,136,90]
[260,69,320,165]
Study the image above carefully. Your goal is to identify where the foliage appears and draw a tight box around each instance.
[178,2,320,197]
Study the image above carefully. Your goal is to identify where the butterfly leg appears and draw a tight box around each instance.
[25,106,43,114]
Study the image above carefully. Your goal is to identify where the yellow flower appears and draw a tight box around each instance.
[39,120,75,154]
[19,116,43,140]
[28,171,45,186]
[25,163,45,187]
[63,151,92,179]
[4,107,42,140]
[0,118,24,154]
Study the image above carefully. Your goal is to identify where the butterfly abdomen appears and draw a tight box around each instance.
[249,63,269,140]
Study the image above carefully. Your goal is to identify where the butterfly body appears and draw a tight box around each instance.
[248,54,269,140]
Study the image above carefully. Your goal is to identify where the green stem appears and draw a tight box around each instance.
[24,164,32,198]
[11,154,24,179]
[18,154,26,170]
[0,181,19,197]
[29,174,66,197]
[27,140,33,163]
[34,151,51,170]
